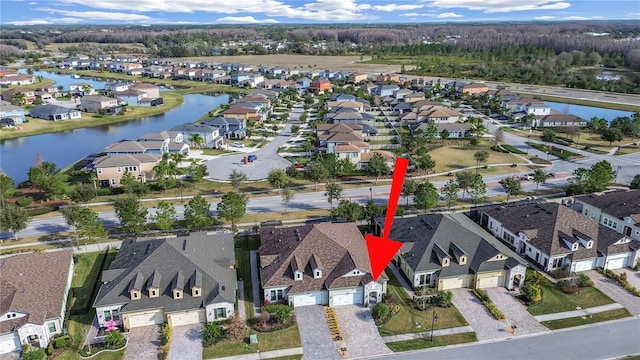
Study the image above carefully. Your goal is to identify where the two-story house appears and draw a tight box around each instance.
[1,88,35,105]
[80,95,123,115]
[0,103,26,124]
[200,117,247,139]
[308,79,332,94]
[89,153,162,187]
[170,123,224,149]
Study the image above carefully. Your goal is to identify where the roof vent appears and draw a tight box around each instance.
[221,285,225,291]
[145,243,151,255]
[182,239,187,250]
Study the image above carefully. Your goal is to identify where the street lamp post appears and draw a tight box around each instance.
[546,151,550,161]
[369,187,373,201]
[430,309,439,342]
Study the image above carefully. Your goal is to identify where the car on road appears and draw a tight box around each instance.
[247,154,257,162]
[547,172,556,178]
[520,174,534,181]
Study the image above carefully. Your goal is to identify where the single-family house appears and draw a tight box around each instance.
[114,90,146,106]
[505,98,550,116]
[1,88,35,105]
[376,213,527,290]
[535,114,586,127]
[326,110,376,125]
[349,72,368,84]
[170,123,224,149]
[93,233,237,329]
[418,106,461,123]
[89,153,162,187]
[222,106,260,121]
[308,79,332,94]
[0,117,16,128]
[0,250,74,354]
[490,89,519,103]
[296,78,311,89]
[411,122,472,138]
[410,100,441,113]
[0,104,25,124]
[478,202,639,272]
[403,93,426,103]
[461,83,489,95]
[372,85,400,97]
[29,104,82,121]
[69,83,96,96]
[0,74,35,86]
[80,95,123,115]
[200,117,247,139]
[376,74,400,84]
[105,82,130,92]
[259,222,386,307]
[137,131,190,154]
[393,89,413,100]
[129,83,161,99]
[105,140,168,155]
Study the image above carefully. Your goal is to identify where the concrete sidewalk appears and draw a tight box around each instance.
[237,281,246,321]
[382,325,474,343]
[250,250,262,315]
[205,347,303,360]
[388,263,415,298]
[534,303,624,322]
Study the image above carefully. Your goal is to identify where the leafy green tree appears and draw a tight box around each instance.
[499,176,522,202]
[441,180,459,211]
[217,192,247,230]
[469,174,487,206]
[332,200,363,222]
[186,160,208,189]
[455,170,475,201]
[70,183,96,203]
[152,201,177,231]
[413,182,438,213]
[532,169,548,194]
[120,171,148,197]
[184,195,213,229]
[153,156,177,192]
[590,160,616,190]
[365,153,391,185]
[268,169,289,194]
[188,133,204,149]
[62,205,106,242]
[21,347,46,360]
[0,174,17,200]
[338,157,356,176]
[630,174,640,189]
[105,330,125,349]
[0,202,29,240]
[304,162,328,190]
[364,199,383,229]
[27,162,64,200]
[473,150,489,171]
[600,128,624,146]
[541,128,557,143]
[114,195,148,236]
[415,152,436,174]
[401,178,418,206]
[324,181,343,211]
[10,92,25,105]
[228,169,247,191]
[587,116,608,132]
[281,188,294,214]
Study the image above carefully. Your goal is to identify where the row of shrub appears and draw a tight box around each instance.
[557,273,593,294]
[471,288,505,320]
[158,324,171,360]
[501,144,527,155]
[250,304,295,332]
[372,302,401,325]
[203,316,246,347]
[490,145,509,153]
[597,268,640,297]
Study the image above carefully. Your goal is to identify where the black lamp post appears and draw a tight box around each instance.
[369,187,373,201]
[430,309,439,342]
[546,151,550,161]
[179,179,184,204]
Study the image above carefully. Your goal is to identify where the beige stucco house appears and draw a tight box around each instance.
[90,153,162,187]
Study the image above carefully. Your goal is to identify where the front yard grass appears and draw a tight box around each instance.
[202,325,302,359]
[386,332,477,352]
[429,141,522,173]
[540,308,631,330]
[378,269,468,336]
[527,282,615,316]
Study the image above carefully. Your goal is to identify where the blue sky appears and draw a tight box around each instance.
[2,0,639,25]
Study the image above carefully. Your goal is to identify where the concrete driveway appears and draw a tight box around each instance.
[205,104,303,181]
[295,306,341,360]
[169,324,202,360]
[124,325,161,360]
[333,305,391,358]
[450,288,511,341]
[586,270,640,316]
[484,288,548,336]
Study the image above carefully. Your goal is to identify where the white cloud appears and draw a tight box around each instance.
[534,15,556,20]
[217,16,279,23]
[372,4,423,12]
[629,12,640,17]
[39,8,151,21]
[400,12,424,17]
[6,19,51,25]
[28,1,36,4]
[563,15,604,20]
[437,12,463,18]
[424,0,571,13]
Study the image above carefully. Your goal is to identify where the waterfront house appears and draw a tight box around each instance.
[200,117,247,139]
[169,123,224,149]
[1,88,35,105]
[89,153,162,187]
[0,104,25,124]
[29,104,82,121]
[80,95,123,115]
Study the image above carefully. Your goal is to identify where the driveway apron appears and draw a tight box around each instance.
[333,305,391,358]
[169,324,203,360]
[295,306,341,360]
[586,270,640,316]
[124,325,161,360]
[484,287,548,336]
[450,288,511,341]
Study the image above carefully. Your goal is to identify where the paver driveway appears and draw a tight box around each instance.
[124,325,161,360]
[586,270,640,316]
[169,324,202,360]
[450,288,511,341]
[485,288,548,336]
[295,306,341,360]
[333,305,391,358]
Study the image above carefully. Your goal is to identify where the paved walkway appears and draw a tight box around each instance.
[295,306,341,360]
[169,324,202,360]
[534,303,625,322]
[237,281,246,321]
[249,250,261,315]
[205,347,303,360]
[334,305,391,358]
[388,263,415,298]
[382,325,474,343]
[124,325,161,360]
[587,270,640,316]
[450,289,512,341]
[485,287,549,336]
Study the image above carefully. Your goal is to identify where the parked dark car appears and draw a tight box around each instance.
[247,154,257,162]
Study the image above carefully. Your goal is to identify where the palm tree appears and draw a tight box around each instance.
[532,169,548,195]
[11,92,26,105]
[189,133,204,149]
[324,181,343,211]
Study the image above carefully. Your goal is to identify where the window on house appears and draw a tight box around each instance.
[6,314,10,319]
[315,271,321,278]
[296,272,302,280]
[110,178,116,185]
[104,310,112,321]
[97,168,102,174]
[116,167,122,173]
[112,309,120,321]
[151,290,156,296]
[419,273,431,286]
[214,308,225,319]
[48,322,56,333]
[269,289,283,301]
[552,257,563,268]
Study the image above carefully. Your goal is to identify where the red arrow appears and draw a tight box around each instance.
[365,157,408,281]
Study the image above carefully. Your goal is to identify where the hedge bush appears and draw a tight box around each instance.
[53,335,70,349]
[522,283,542,303]
[161,324,171,346]
[471,289,505,320]
[597,268,640,297]
[16,196,33,207]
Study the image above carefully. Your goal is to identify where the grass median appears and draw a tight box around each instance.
[386,332,477,352]
[540,308,631,330]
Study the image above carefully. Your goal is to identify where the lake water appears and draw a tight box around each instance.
[545,101,634,122]
[1,93,229,183]
[20,70,170,92]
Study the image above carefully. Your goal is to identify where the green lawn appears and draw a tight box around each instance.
[541,308,631,330]
[386,332,478,352]
[202,325,302,359]
[378,269,468,336]
[68,252,110,313]
[527,283,615,316]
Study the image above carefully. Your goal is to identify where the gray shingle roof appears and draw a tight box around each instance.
[91,154,162,168]
[575,189,640,221]
[94,233,236,313]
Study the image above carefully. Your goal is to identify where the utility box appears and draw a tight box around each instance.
[249,334,257,344]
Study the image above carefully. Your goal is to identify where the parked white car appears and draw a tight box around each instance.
[232,142,244,148]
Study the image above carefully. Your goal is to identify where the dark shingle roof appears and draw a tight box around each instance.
[94,233,236,313]
[575,189,640,220]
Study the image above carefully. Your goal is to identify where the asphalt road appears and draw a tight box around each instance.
[382,317,640,360]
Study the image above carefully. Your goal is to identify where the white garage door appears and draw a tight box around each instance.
[0,333,20,355]
[574,260,594,272]
[127,310,164,328]
[168,310,204,327]
[292,292,324,307]
[331,287,364,307]
[606,257,626,270]
[440,277,464,290]
[478,275,504,289]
